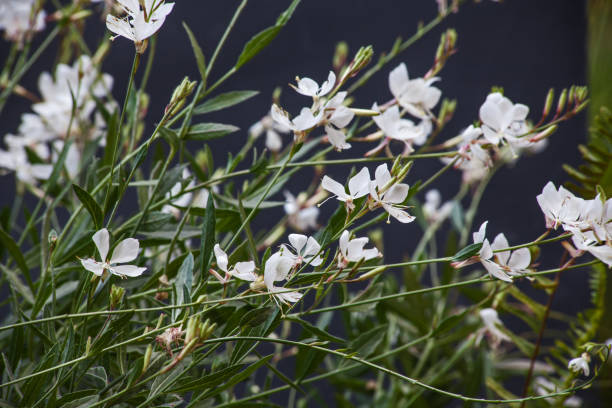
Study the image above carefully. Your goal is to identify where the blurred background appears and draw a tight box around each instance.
[1,0,611,404]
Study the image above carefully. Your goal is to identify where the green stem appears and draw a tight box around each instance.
[103,53,141,220]
[206,0,249,77]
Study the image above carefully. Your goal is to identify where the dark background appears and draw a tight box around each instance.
[0,0,593,403]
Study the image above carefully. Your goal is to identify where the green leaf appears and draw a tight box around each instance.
[451,242,483,262]
[235,0,301,69]
[0,226,32,288]
[193,90,258,115]
[239,307,274,329]
[236,26,282,69]
[173,253,194,321]
[72,184,103,228]
[182,22,207,87]
[0,264,33,304]
[184,123,240,141]
[127,212,174,233]
[347,325,386,358]
[287,317,345,343]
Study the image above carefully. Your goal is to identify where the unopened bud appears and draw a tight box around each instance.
[85,336,92,355]
[196,294,207,304]
[568,85,576,106]
[166,77,197,117]
[556,89,567,115]
[142,344,153,374]
[349,108,379,117]
[355,265,387,282]
[184,315,200,345]
[530,124,558,142]
[575,86,588,102]
[272,86,282,104]
[390,156,402,175]
[110,284,125,309]
[347,45,373,78]
[48,229,58,248]
[543,88,554,117]
[155,314,165,329]
[438,98,457,124]
[333,41,349,72]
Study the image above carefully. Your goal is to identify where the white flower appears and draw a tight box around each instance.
[536,182,584,229]
[212,244,257,283]
[322,91,355,129]
[479,92,530,146]
[389,63,441,119]
[325,126,351,151]
[264,252,303,304]
[568,355,590,377]
[80,228,146,278]
[443,128,492,184]
[338,230,380,267]
[477,308,511,347]
[368,164,414,223]
[106,0,175,52]
[271,104,324,133]
[0,146,52,184]
[489,233,531,277]
[249,111,291,152]
[292,71,336,98]
[162,168,194,217]
[0,0,46,43]
[423,189,453,223]
[473,222,528,282]
[372,103,430,154]
[284,191,319,231]
[321,167,371,210]
[280,234,324,268]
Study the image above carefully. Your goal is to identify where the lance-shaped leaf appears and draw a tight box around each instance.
[72,184,103,229]
[194,90,258,115]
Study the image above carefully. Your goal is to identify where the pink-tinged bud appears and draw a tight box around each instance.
[556,89,567,115]
[529,125,558,142]
[333,41,349,73]
[542,88,554,117]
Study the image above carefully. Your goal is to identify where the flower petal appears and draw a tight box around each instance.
[80,258,105,276]
[111,264,146,277]
[214,244,229,273]
[288,233,307,254]
[322,175,348,201]
[92,228,110,261]
[348,167,371,198]
[508,247,531,271]
[231,261,257,281]
[491,233,510,265]
[110,238,140,264]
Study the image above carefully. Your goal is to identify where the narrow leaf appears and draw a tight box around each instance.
[72,184,103,228]
[0,227,32,288]
[184,123,240,141]
[182,22,207,87]
[194,90,258,115]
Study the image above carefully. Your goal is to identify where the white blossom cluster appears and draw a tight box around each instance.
[0,56,114,184]
[537,182,612,266]
[0,0,46,43]
[211,231,379,305]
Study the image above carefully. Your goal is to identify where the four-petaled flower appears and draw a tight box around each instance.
[389,63,441,120]
[292,71,336,99]
[338,230,380,268]
[321,167,370,211]
[264,252,303,304]
[473,222,530,282]
[479,92,530,147]
[212,244,257,283]
[80,228,146,278]
[280,234,324,268]
[106,0,175,53]
[368,164,414,223]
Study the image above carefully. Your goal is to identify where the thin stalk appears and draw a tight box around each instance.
[103,53,141,219]
[206,0,249,77]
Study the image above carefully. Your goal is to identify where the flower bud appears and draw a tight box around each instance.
[110,284,125,309]
[556,89,567,115]
[166,77,197,117]
[529,124,558,142]
[542,88,554,117]
[333,41,349,72]
[142,344,153,374]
